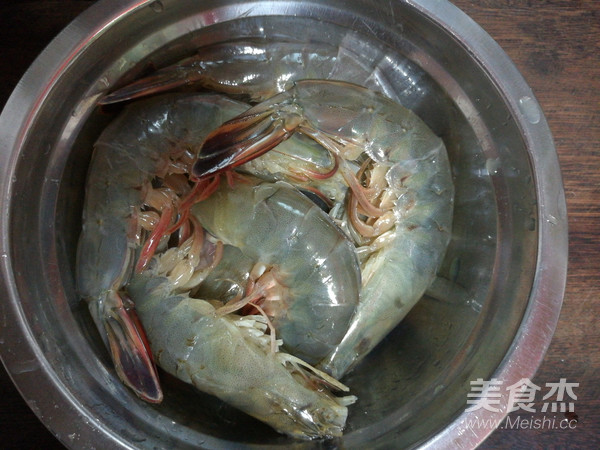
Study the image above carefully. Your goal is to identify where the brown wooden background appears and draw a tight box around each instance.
[0,0,598,448]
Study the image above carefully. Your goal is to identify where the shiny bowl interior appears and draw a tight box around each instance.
[0,1,567,448]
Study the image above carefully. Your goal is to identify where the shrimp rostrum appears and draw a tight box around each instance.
[193,80,454,379]
[76,93,360,438]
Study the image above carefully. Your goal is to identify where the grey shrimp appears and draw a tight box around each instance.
[192,80,454,379]
[128,265,356,440]
[126,179,360,439]
[76,93,250,402]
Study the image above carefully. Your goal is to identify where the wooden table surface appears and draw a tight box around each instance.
[0,1,598,448]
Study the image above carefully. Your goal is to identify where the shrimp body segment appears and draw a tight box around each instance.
[191,179,361,365]
[193,80,454,378]
[76,94,249,402]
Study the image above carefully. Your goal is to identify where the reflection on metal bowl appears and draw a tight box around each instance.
[0,0,566,448]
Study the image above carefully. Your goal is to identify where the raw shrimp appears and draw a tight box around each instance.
[76,93,251,402]
[124,178,360,439]
[99,40,339,105]
[192,80,454,379]
[128,264,357,440]
[190,179,361,365]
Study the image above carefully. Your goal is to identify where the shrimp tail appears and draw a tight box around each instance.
[99,56,205,105]
[89,291,163,403]
[192,93,303,179]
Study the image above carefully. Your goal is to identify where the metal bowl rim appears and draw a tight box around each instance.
[0,0,567,448]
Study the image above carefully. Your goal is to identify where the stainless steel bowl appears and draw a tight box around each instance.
[0,1,567,448]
